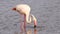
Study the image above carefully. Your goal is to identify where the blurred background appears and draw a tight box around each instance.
[0,0,60,34]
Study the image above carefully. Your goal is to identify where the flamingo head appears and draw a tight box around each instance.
[12,4,31,15]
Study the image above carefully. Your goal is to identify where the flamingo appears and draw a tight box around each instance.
[12,4,37,28]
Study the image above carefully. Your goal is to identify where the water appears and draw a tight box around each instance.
[0,0,60,34]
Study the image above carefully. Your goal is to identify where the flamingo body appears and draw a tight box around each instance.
[16,4,30,15]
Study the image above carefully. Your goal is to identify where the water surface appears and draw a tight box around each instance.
[0,0,60,34]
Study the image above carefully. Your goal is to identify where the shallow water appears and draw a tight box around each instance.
[0,0,60,34]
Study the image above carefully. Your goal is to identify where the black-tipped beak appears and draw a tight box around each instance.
[34,25,36,28]
[12,7,16,10]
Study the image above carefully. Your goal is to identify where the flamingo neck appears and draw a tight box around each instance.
[24,14,31,23]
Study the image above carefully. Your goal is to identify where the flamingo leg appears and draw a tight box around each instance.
[24,14,26,28]
[23,14,27,33]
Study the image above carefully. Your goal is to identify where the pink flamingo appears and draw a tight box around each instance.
[12,4,37,28]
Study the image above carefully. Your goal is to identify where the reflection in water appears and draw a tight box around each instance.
[34,28,37,34]
[20,22,26,34]
[20,23,37,34]
[14,22,45,34]
[20,28,37,34]
[27,29,32,34]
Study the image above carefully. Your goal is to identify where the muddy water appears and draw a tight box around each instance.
[0,0,60,34]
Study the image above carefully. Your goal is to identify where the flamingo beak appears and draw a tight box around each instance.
[12,7,16,10]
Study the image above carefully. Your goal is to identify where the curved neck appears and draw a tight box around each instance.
[25,14,31,23]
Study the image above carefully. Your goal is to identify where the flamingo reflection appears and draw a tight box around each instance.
[34,28,37,34]
[20,22,37,34]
